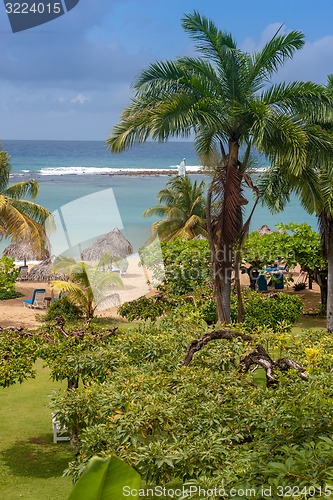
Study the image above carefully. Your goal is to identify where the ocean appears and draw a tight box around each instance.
[1,139,317,257]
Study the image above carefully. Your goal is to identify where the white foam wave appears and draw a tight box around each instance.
[38,166,204,176]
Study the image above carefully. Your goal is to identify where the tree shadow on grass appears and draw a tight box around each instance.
[1,433,72,478]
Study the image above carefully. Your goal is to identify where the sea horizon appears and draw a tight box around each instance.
[0,139,318,257]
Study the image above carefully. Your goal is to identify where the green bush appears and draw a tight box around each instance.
[0,256,19,295]
[44,297,82,322]
[232,291,303,331]
[118,294,181,322]
[197,291,303,331]
[50,326,333,494]
[199,299,218,324]
[0,289,23,300]
[140,239,212,295]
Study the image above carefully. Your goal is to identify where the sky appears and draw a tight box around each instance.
[1,0,333,140]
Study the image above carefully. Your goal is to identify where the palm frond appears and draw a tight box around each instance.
[181,11,237,64]
[0,151,11,193]
[249,29,304,90]
[3,180,39,200]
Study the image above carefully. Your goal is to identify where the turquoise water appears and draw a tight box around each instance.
[1,140,317,255]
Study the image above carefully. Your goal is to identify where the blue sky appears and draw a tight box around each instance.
[1,0,333,140]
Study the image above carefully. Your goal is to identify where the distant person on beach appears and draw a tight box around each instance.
[178,158,186,177]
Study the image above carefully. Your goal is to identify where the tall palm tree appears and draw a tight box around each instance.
[144,175,207,241]
[107,11,333,323]
[0,150,50,253]
[51,256,123,318]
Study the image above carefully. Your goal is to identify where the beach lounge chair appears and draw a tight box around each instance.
[274,273,284,290]
[17,265,29,281]
[23,288,46,309]
[257,274,268,291]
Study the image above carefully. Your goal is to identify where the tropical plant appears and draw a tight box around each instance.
[43,296,83,322]
[243,223,328,309]
[68,456,140,499]
[0,255,19,293]
[144,175,207,241]
[51,256,123,318]
[259,75,333,332]
[107,11,333,324]
[0,150,50,252]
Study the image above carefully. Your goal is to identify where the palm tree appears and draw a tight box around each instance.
[51,256,123,318]
[144,175,207,241]
[260,75,333,332]
[107,11,333,323]
[0,150,50,253]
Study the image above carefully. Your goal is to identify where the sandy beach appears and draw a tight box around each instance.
[0,256,155,329]
[0,258,322,330]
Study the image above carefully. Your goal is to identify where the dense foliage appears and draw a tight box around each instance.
[118,294,181,322]
[1,309,331,498]
[140,238,211,295]
[231,291,303,332]
[243,223,328,309]
[119,288,303,332]
[0,328,39,387]
[46,323,333,498]
[0,256,19,296]
[43,297,83,322]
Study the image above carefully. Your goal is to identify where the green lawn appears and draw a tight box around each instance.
[0,360,73,500]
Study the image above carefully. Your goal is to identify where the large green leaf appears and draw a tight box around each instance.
[68,456,141,500]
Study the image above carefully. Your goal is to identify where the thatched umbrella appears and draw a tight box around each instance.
[256,224,274,235]
[81,228,133,261]
[3,240,49,266]
[28,257,68,282]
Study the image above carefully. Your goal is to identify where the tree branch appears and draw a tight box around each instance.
[182,329,252,366]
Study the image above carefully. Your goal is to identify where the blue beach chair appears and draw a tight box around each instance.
[17,265,29,281]
[257,274,268,291]
[23,288,46,309]
[274,273,284,290]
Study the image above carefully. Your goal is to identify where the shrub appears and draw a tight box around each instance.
[0,290,23,300]
[140,239,212,295]
[50,326,333,492]
[195,291,303,331]
[118,294,181,322]
[44,297,83,322]
[231,291,303,331]
[199,299,218,324]
[0,256,19,294]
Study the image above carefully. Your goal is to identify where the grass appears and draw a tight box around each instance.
[0,360,73,500]
[293,314,326,333]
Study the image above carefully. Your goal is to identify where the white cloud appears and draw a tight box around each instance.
[70,93,90,104]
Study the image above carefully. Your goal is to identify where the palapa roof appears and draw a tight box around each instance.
[81,228,133,261]
[3,240,49,262]
[28,257,68,282]
[255,224,274,235]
